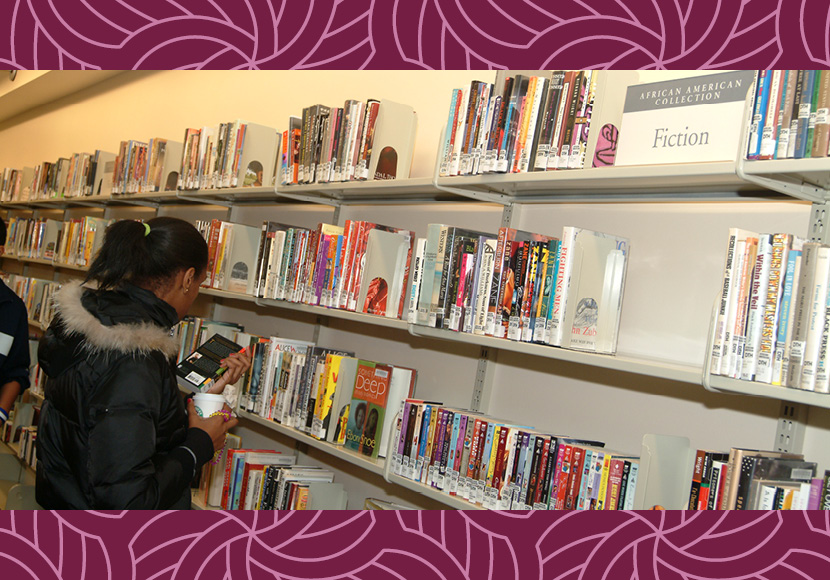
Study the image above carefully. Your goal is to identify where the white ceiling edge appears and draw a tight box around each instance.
[0,70,126,124]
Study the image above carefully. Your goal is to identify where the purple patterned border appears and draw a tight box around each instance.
[2,0,830,69]
[5,1,830,578]
[2,510,830,578]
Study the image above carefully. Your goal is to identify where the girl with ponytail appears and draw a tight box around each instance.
[36,217,250,509]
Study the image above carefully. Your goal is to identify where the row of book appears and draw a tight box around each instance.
[281,99,416,185]
[746,70,830,160]
[178,121,282,191]
[1,275,59,328]
[686,447,829,510]
[241,339,417,460]
[248,219,415,319]
[0,151,113,203]
[411,224,629,354]
[112,138,180,194]
[391,399,639,510]
[1,400,39,474]
[439,71,597,177]
[194,220,263,296]
[711,229,830,392]
[173,316,418,461]
[3,216,111,268]
[194,438,347,510]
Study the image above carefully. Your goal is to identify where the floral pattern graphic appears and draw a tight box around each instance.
[1,0,829,69]
[2,510,830,578]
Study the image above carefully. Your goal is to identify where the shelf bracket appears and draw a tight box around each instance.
[432,178,514,205]
[735,155,829,204]
[774,401,808,454]
[808,201,830,243]
[471,347,497,413]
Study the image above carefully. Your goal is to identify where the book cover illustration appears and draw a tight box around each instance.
[344,360,392,459]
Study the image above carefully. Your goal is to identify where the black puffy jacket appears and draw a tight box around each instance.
[36,281,214,509]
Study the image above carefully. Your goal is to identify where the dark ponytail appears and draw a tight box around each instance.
[85,217,208,291]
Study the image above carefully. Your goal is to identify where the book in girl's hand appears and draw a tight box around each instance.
[176,333,245,394]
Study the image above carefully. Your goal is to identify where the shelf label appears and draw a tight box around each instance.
[615,71,756,166]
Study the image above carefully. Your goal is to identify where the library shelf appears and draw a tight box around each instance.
[176,186,286,205]
[237,410,386,477]
[434,162,765,204]
[199,288,259,304]
[739,158,830,203]
[190,491,218,510]
[408,324,703,386]
[706,375,830,409]
[276,177,455,205]
[384,473,484,510]
[14,256,90,272]
[27,319,48,331]
[256,297,410,331]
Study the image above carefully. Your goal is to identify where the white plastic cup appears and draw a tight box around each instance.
[193,393,226,418]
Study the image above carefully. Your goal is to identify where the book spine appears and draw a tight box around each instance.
[795,71,815,159]
[774,244,801,385]
[759,70,784,159]
[549,227,576,346]
[812,70,830,158]
[747,70,769,159]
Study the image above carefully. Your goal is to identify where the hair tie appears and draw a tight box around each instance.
[143,223,151,237]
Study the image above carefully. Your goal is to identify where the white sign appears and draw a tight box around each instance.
[614,71,756,166]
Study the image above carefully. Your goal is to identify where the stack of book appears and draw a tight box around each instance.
[710,228,830,392]
[411,224,629,355]
[439,71,598,177]
[3,216,112,268]
[239,341,417,460]
[281,99,417,185]
[194,438,347,510]
[1,167,25,202]
[1,274,60,327]
[250,220,415,320]
[112,138,182,194]
[746,70,830,160]
[194,220,264,295]
[390,399,639,510]
[4,151,114,202]
[686,447,821,510]
[3,217,62,260]
[178,121,282,190]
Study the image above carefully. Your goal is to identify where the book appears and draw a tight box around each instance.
[176,333,245,394]
[344,360,393,459]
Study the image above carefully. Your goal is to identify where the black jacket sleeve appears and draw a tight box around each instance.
[86,355,214,509]
[0,295,31,392]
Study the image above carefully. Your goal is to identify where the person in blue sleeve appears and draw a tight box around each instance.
[0,216,30,426]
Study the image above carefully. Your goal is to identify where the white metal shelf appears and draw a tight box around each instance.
[408,324,703,386]
[199,288,259,303]
[237,410,386,476]
[707,375,830,409]
[742,158,830,192]
[384,473,485,510]
[435,162,765,204]
[256,297,410,330]
[276,177,450,205]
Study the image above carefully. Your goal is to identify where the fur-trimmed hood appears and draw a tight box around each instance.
[48,280,179,358]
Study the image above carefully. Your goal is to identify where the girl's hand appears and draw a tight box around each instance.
[187,400,238,452]
[205,349,252,394]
